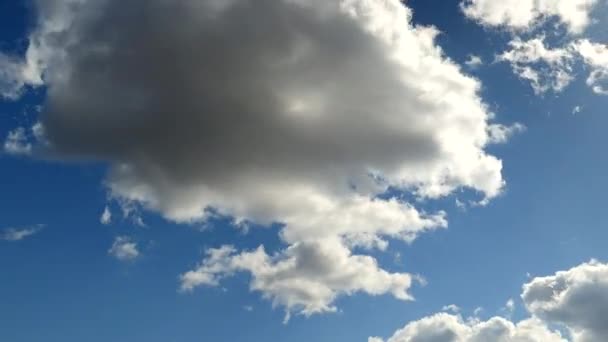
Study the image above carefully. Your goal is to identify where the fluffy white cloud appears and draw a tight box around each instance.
[461,0,598,34]
[181,238,421,321]
[497,37,576,94]
[374,260,608,342]
[108,236,139,261]
[1,225,44,241]
[574,40,608,95]
[3,0,515,317]
[370,314,566,342]
[522,260,608,342]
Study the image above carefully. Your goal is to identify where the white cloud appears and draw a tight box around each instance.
[497,37,608,95]
[108,236,139,261]
[371,314,566,342]
[461,0,598,34]
[374,260,608,342]
[1,225,44,241]
[100,206,112,225]
[4,127,33,155]
[442,304,461,314]
[497,37,576,94]
[181,238,421,321]
[3,0,516,318]
[574,40,608,95]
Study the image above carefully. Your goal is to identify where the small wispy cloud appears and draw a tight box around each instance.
[1,224,44,241]
[100,206,112,225]
[465,54,483,69]
[108,236,140,261]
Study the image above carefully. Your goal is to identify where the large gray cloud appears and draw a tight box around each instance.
[523,260,608,342]
[2,0,512,318]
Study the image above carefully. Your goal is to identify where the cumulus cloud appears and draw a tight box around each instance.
[465,55,483,69]
[3,0,514,317]
[108,236,139,261]
[370,314,566,342]
[522,260,608,342]
[374,260,608,342]
[180,238,422,321]
[461,0,598,34]
[1,225,44,241]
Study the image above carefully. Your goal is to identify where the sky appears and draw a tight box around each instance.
[2,0,608,341]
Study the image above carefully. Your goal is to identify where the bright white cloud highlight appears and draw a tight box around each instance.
[461,0,598,34]
[574,40,608,95]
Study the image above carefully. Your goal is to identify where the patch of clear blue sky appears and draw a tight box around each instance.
[1,0,607,341]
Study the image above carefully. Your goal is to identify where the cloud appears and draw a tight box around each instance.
[522,260,608,342]
[370,314,566,342]
[373,260,608,342]
[497,37,576,94]
[465,55,483,69]
[108,236,139,261]
[100,206,112,225]
[461,0,598,34]
[496,37,608,96]
[4,127,33,155]
[3,0,513,318]
[1,225,44,241]
[180,238,422,322]
[574,40,608,95]
[487,123,526,144]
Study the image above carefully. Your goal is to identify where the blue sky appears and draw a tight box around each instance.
[2,1,608,341]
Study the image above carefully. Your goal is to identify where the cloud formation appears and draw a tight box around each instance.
[2,0,516,318]
[523,260,608,342]
[181,238,421,321]
[373,260,608,342]
[108,236,139,261]
[461,0,598,34]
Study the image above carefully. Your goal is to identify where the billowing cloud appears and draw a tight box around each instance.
[374,260,608,342]
[181,238,421,321]
[3,0,514,317]
[108,236,139,261]
[523,260,608,342]
[461,0,598,34]
[370,314,566,342]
